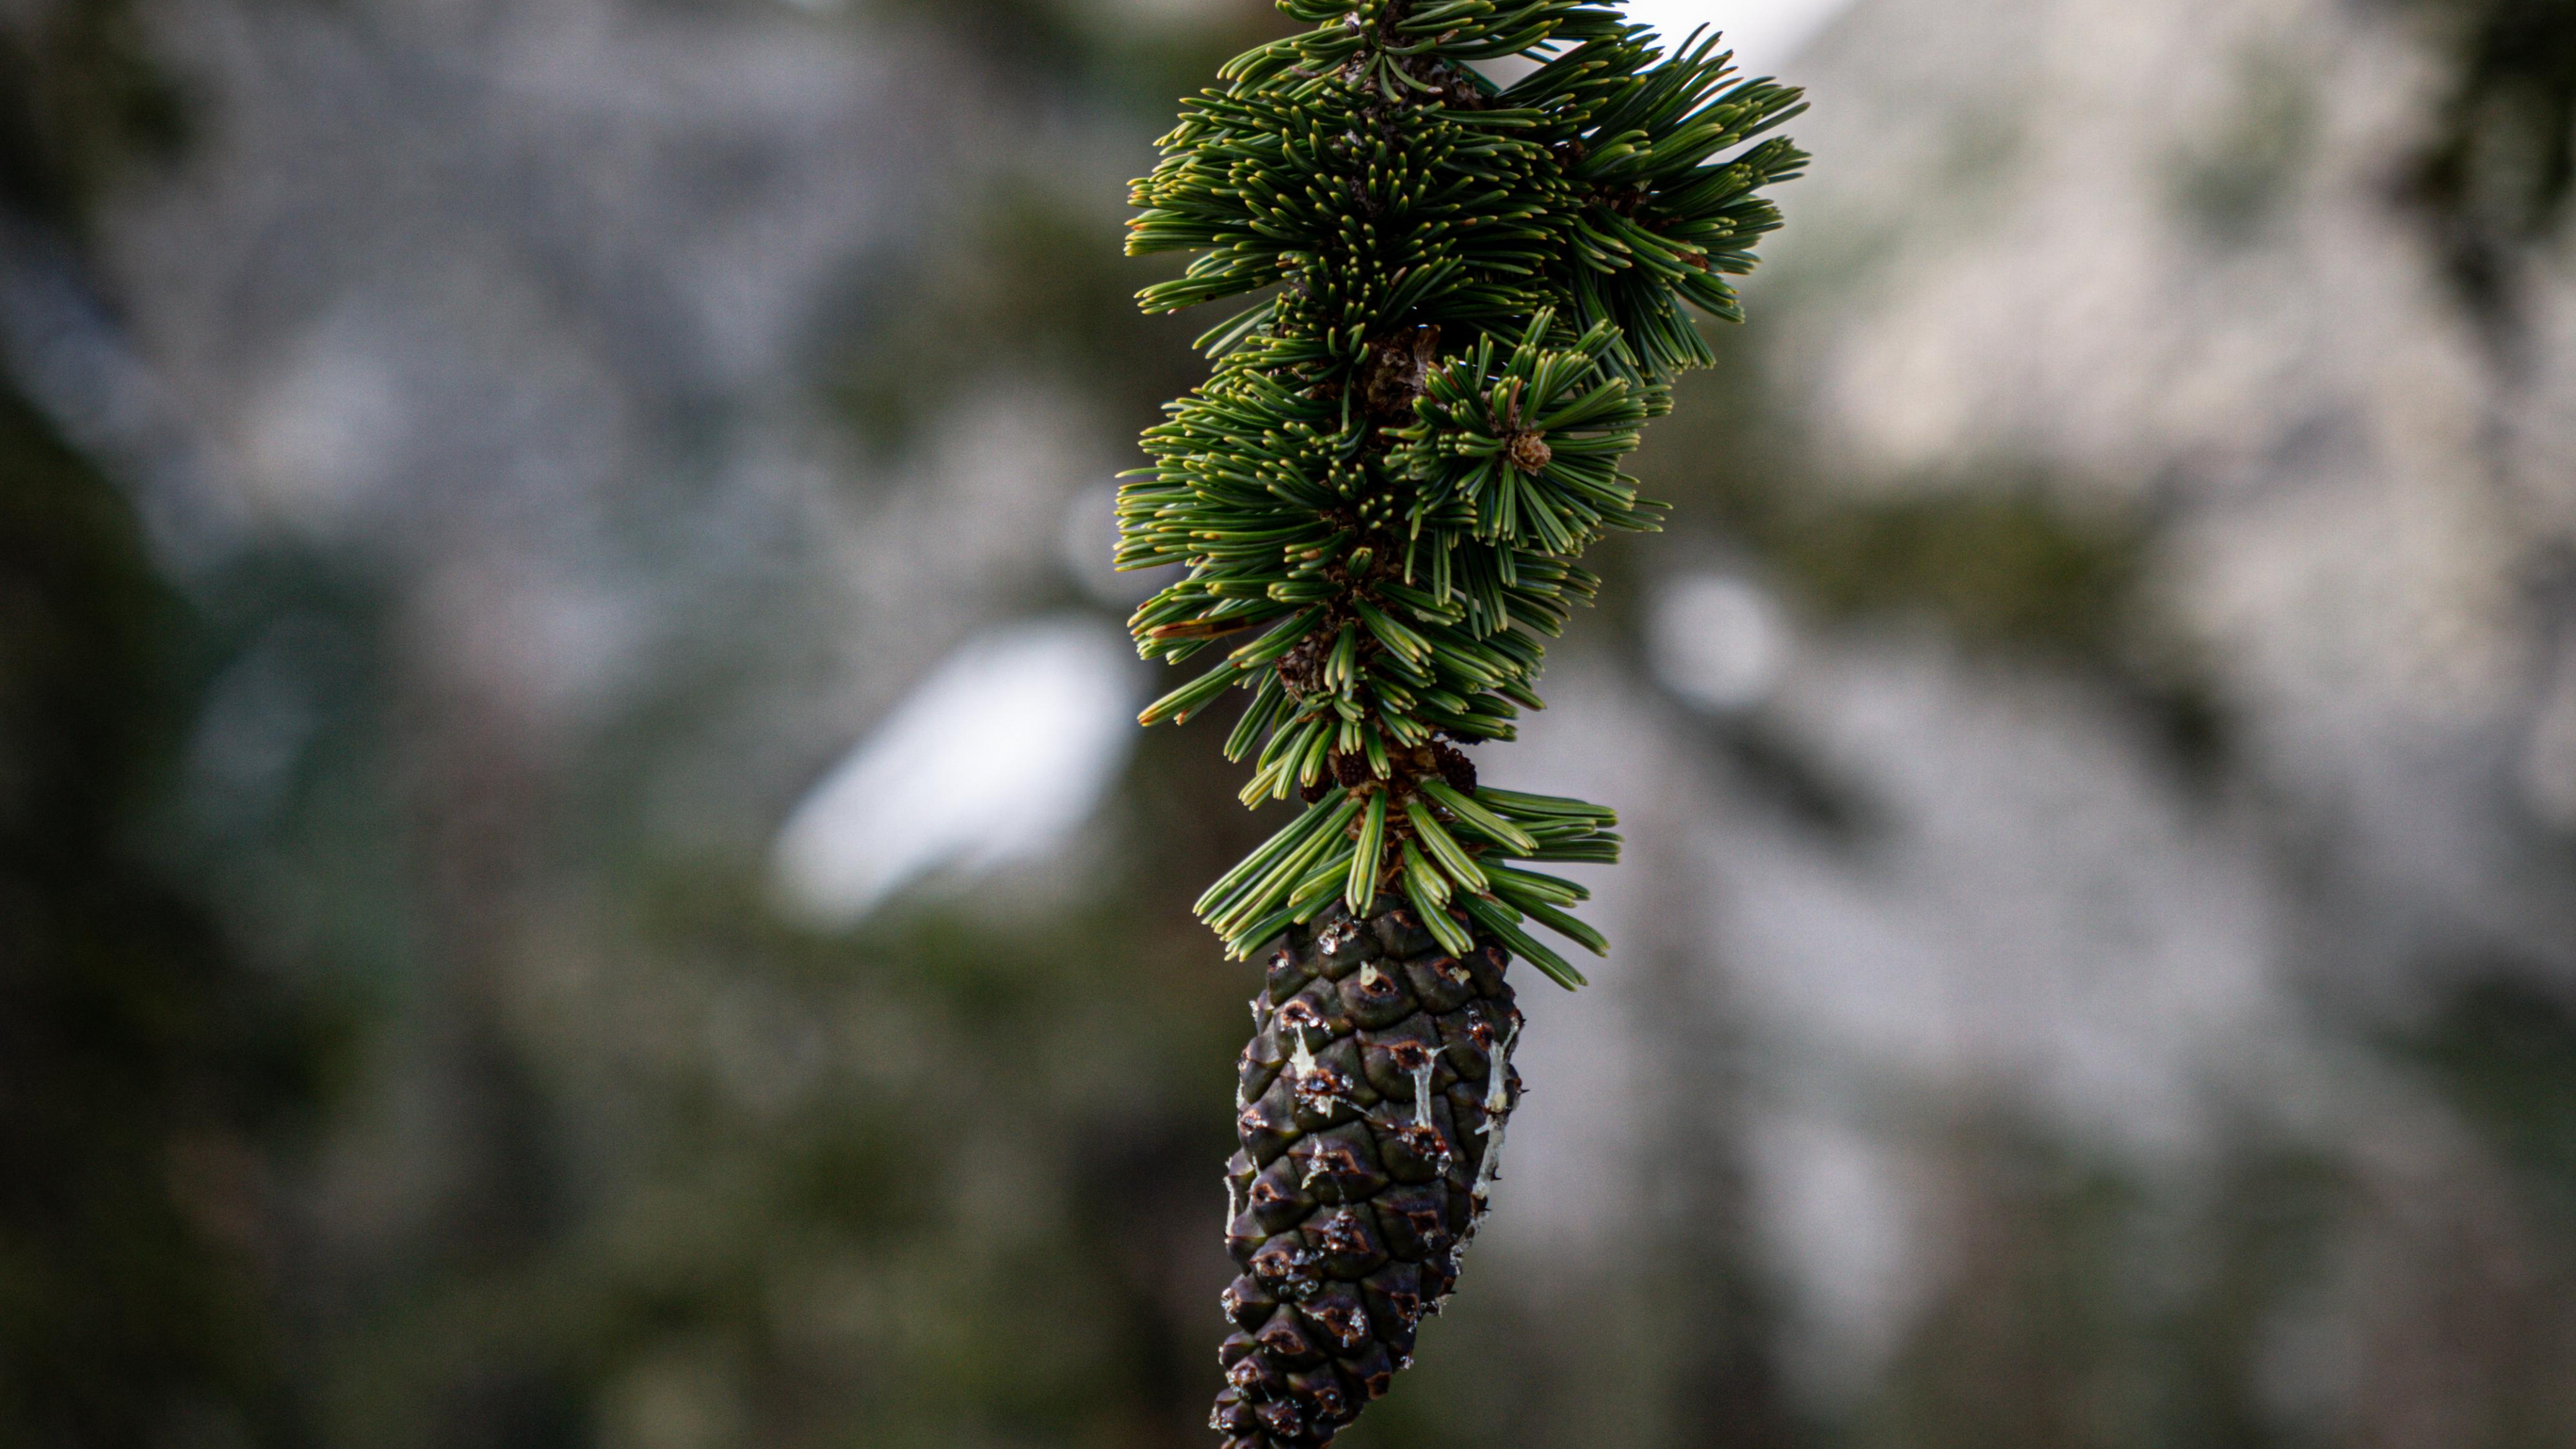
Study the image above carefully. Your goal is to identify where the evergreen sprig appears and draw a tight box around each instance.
[1122,0,1804,985]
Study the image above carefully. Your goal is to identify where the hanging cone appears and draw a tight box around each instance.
[1208,902,1521,1448]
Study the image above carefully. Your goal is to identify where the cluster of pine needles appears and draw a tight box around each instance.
[1120,0,1805,983]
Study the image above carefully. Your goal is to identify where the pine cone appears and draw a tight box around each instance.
[1210,901,1523,1448]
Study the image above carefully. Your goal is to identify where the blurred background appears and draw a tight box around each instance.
[8,0,2576,1446]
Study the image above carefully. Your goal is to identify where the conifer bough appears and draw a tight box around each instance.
[1119,3,1801,1441]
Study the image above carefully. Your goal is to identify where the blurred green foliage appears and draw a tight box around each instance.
[1739,486,2141,659]
[2398,0,2576,321]
[1629,335,2226,790]
[2394,973,2576,1446]
[0,0,186,239]
[306,876,1255,1449]
[2167,50,2317,246]
[1854,1120,2346,1449]
[1639,335,2146,661]
[0,5,315,1446]
[0,380,314,1448]
[2406,972,2576,1214]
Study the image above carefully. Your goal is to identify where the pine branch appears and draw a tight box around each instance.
[1124,1,1803,969]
